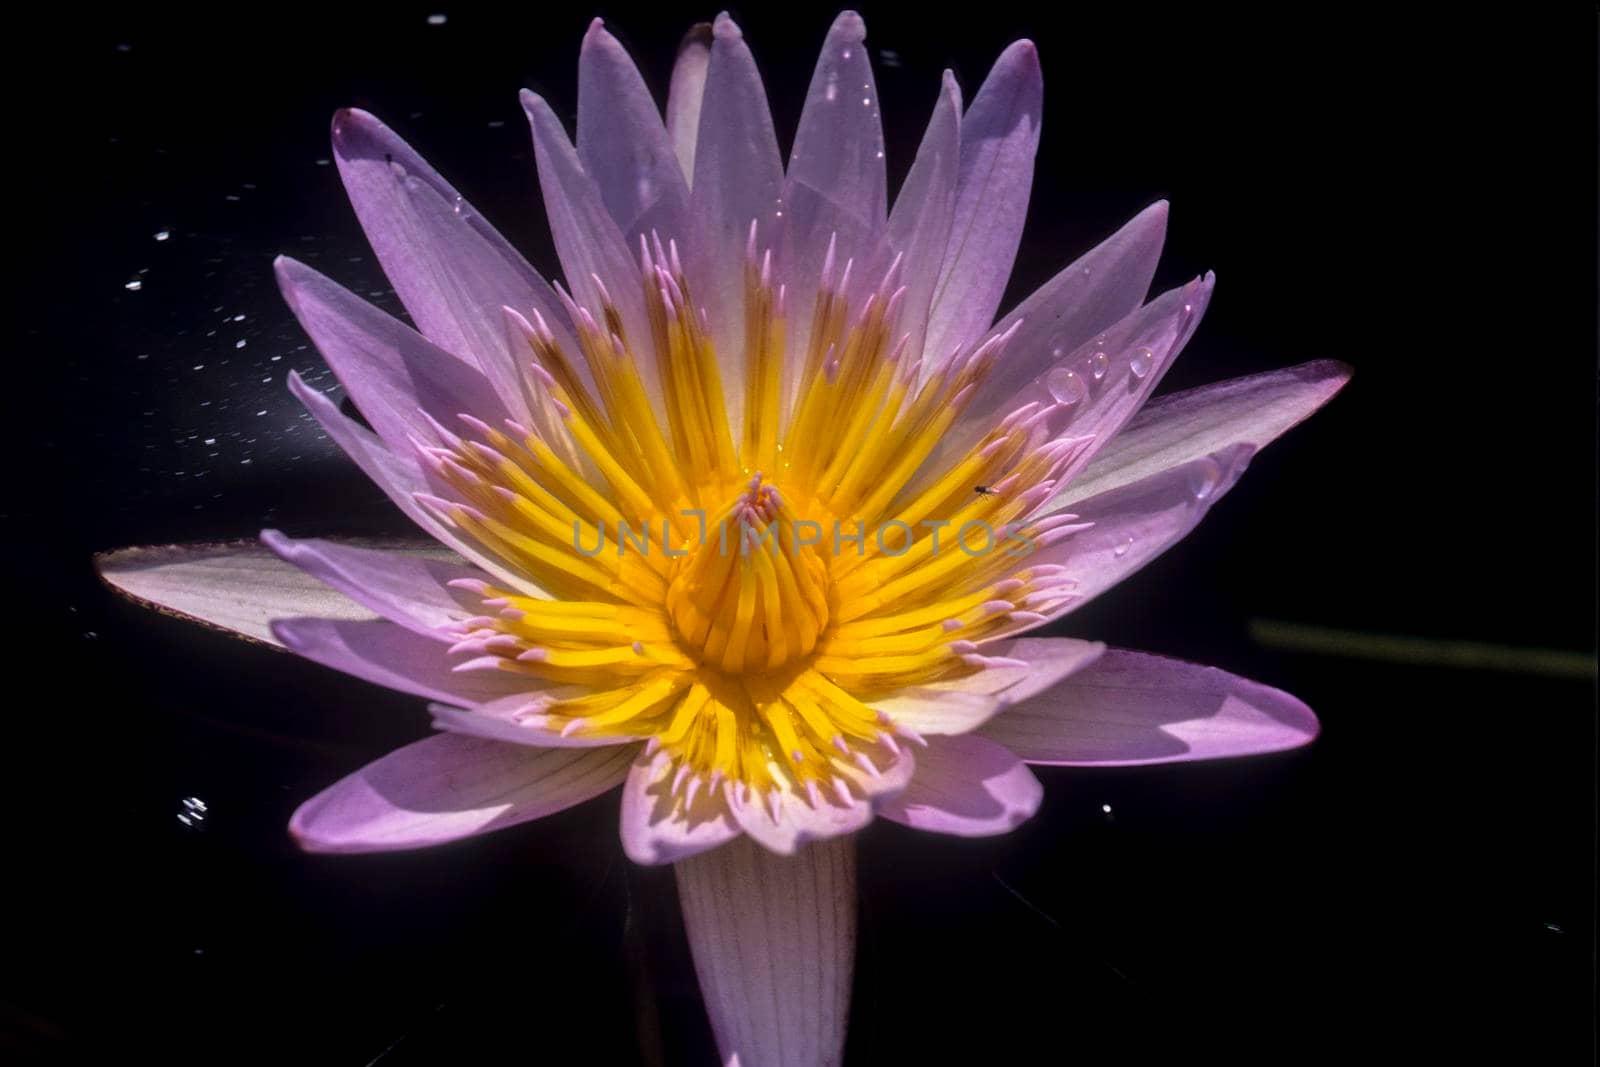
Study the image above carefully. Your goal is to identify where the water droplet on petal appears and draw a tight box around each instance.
[1113,536,1133,558]
[1046,367,1086,405]
[1189,458,1221,501]
[1129,347,1154,379]
[1089,351,1108,380]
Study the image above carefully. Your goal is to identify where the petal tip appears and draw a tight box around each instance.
[830,10,867,41]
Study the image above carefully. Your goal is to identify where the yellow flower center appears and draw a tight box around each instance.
[424,231,1086,798]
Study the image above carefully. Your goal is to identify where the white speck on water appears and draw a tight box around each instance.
[1101,803,1113,814]
[177,796,208,829]
[315,158,331,167]
[136,353,149,360]
[255,410,267,416]
[427,12,447,25]
[270,355,282,362]
[225,194,241,202]
[232,314,245,322]
[203,438,216,446]
[192,364,205,371]
[124,280,143,291]
[153,230,170,242]
[235,339,247,349]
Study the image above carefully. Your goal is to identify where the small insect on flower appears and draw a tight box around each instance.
[100,11,1347,1065]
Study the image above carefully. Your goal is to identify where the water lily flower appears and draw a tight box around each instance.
[100,10,1348,1064]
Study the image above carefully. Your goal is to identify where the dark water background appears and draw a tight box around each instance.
[11,5,1595,1064]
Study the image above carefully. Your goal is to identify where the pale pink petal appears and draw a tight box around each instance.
[271,617,528,705]
[690,13,785,421]
[290,734,635,853]
[665,23,712,180]
[577,19,692,245]
[96,540,380,647]
[877,733,1042,836]
[674,834,855,1067]
[330,107,571,419]
[886,70,962,366]
[870,637,1103,735]
[781,11,888,373]
[923,40,1043,362]
[997,445,1256,630]
[274,256,511,454]
[259,530,479,638]
[1055,359,1352,507]
[618,749,741,864]
[979,649,1319,765]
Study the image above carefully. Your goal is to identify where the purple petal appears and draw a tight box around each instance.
[877,733,1042,837]
[1002,445,1256,629]
[961,200,1169,431]
[260,530,480,638]
[923,40,1043,362]
[577,19,692,245]
[781,11,888,370]
[96,540,379,647]
[274,256,511,454]
[1057,359,1352,507]
[618,749,741,864]
[291,734,634,853]
[690,13,785,420]
[730,743,915,857]
[430,695,641,750]
[271,617,529,705]
[521,91,654,366]
[284,372,539,595]
[979,649,1320,765]
[665,22,712,179]
[913,272,1210,502]
[330,108,571,419]
[886,71,962,366]
[674,834,855,1067]
[870,637,1103,735]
